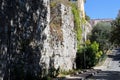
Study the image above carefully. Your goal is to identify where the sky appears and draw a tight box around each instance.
[85,0,120,19]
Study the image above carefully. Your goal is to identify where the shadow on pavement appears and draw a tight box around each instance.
[89,71,120,80]
[108,49,120,61]
[88,49,120,80]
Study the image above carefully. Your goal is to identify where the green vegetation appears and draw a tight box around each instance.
[89,22,112,53]
[50,0,70,8]
[71,3,85,48]
[76,41,103,69]
[96,54,107,66]
[110,16,120,45]
[70,0,111,70]
[85,13,90,21]
[76,22,112,69]
[60,70,77,75]
[50,1,57,8]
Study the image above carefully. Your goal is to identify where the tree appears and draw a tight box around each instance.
[90,22,112,52]
[110,17,120,46]
[76,41,103,69]
[85,13,90,21]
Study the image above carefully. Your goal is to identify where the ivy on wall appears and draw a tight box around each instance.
[71,3,86,49]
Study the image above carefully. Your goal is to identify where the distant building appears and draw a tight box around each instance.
[69,0,77,1]
[90,18,113,27]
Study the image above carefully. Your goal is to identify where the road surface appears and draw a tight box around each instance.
[88,49,120,80]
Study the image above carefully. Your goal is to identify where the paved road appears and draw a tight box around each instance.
[88,49,120,80]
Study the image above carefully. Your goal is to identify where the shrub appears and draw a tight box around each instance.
[76,41,103,69]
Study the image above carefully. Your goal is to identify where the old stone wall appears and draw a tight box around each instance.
[0,0,49,79]
[41,3,77,72]
[0,0,78,79]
